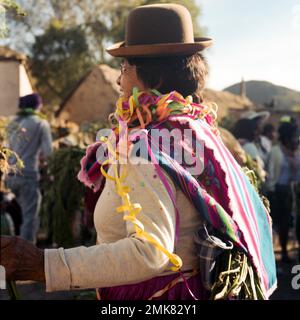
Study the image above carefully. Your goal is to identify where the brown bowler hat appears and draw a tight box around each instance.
[106,3,213,57]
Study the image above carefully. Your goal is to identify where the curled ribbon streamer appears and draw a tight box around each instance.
[205,102,218,121]
[100,150,182,271]
[132,87,141,107]
[136,107,146,129]
[142,105,152,124]
[98,87,219,272]
[100,159,115,181]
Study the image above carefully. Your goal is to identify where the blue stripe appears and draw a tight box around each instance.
[242,176,277,289]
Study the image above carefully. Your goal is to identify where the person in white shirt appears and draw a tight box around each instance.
[265,120,300,263]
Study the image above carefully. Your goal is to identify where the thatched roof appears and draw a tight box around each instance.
[56,64,120,124]
[0,46,26,62]
[57,62,255,122]
[57,64,120,117]
[203,88,254,119]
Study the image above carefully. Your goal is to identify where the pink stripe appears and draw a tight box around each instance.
[176,116,261,260]
[204,130,261,259]
[173,117,262,264]
[180,272,199,300]
[196,121,261,241]
[191,119,269,294]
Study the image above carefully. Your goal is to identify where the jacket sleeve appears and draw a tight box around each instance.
[39,120,53,158]
[44,159,177,292]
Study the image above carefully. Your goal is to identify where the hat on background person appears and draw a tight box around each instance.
[240,110,270,121]
[19,93,43,110]
[279,115,298,125]
[106,3,212,57]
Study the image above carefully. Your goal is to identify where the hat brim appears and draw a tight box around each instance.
[240,111,270,122]
[250,111,270,121]
[257,111,270,120]
[106,37,213,57]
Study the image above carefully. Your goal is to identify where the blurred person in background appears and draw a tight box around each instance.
[232,112,269,182]
[5,93,53,243]
[265,119,300,263]
[261,123,276,155]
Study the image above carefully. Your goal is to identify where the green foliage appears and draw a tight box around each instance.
[242,159,270,213]
[0,114,22,300]
[210,250,264,300]
[79,120,109,146]
[0,0,25,37]
[6,0,206,69]
[0,117,24,175]
[0,147,24,175]
[30,21,94,105]
[242,154,265,191]
[40,146,86,248]
[0,116,9,144]
[210,164,270,300]
[4,0,206,109]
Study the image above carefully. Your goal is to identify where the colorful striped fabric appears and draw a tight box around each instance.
[77,90,277,299]
[140,115,277,298]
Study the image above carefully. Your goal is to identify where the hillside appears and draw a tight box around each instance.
[203,88,254,119]
[224,80,300,111]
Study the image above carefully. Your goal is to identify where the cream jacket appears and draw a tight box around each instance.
[44,158,202,292]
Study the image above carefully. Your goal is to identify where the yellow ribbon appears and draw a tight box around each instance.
[100,136,182,272]
[98,88,220,272]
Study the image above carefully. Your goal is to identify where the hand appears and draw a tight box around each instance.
[0,236,45,282]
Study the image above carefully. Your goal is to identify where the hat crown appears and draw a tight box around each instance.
[19,93,42,109]
[125,4,194,46]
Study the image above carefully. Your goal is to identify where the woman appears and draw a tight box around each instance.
[1,3,276,300]
[266,120,300,263]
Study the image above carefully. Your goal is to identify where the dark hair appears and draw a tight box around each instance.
[127,52,208,103]
[232,118,260,142]
[278,122,299,145]
[262,123,275,136]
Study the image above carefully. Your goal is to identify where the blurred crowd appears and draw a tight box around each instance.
[229,111,300,263]
[1,94,300,264]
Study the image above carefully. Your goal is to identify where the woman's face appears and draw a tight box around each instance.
[116,59,147,99]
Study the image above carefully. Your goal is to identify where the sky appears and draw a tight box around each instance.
[196,0,300,91]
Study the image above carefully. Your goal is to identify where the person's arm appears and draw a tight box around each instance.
[44,159,177,291]
[0,236,45,283]
[242,143,258,160]
[39,121,53,159]
[1,159,177,292]
[265,146,281,192]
